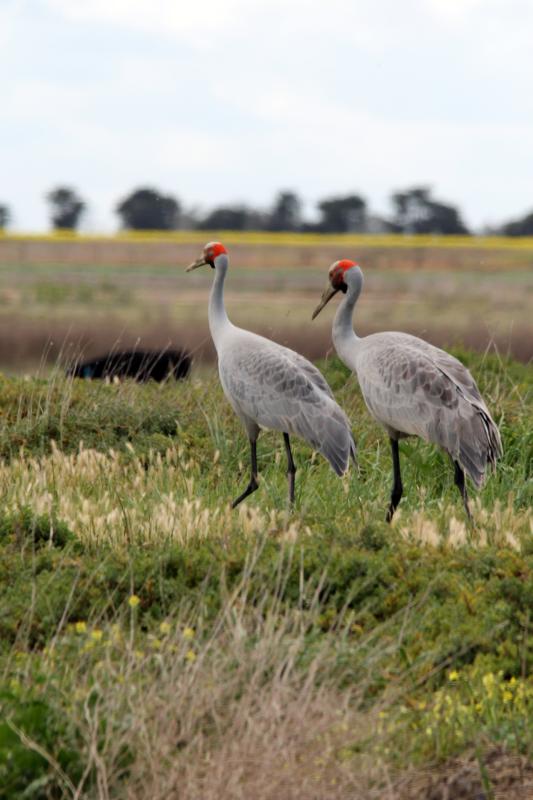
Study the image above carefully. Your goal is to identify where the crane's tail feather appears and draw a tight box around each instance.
[457,407,502,489]
[316,413,357,477]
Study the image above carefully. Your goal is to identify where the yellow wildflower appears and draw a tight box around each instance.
[186,649,196,662]
[183,627,195,640]
[159,622,171,635]
[449,670,459,681]
[91,629,103,642]
[482,672,495,694]
[75,621,87,634]
[128,594,140,608]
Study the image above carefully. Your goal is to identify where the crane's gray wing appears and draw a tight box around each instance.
[280,347,335,400]
[219,342,355,476]
[356,341,502,487]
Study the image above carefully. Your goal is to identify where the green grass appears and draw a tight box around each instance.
[0,351,532,798]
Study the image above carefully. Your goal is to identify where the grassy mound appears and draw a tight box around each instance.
[0,351,531,798]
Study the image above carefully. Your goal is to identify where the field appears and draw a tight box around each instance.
[0,350,531,798]
[0,235,532,798]
[0,233,532,370]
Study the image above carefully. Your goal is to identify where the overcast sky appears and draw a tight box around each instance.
[2,0,532,232]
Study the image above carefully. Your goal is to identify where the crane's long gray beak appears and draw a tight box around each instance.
[186,256,208,272]
[312,283,339,320]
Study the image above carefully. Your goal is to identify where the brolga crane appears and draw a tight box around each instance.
[312,260,502,522]
[186,242,356,508]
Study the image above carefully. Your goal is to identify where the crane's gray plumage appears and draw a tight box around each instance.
[313,261,502,520]
[187,242,355,506]
[219,331,355,476]
[354,332,501,488]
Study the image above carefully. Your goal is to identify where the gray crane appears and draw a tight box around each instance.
[187,242,356,507]
[312,259,502,522]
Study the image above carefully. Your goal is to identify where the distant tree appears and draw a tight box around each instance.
[0,204,10,229]
[46,186,86,230]
[500,210,533,236]
[197,205,264,231]
[267,191,302,231]
[389,186,469,235]
[317,194,367,233]
[116,188,180,230]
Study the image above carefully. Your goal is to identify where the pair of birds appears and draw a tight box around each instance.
[187,242,502,521]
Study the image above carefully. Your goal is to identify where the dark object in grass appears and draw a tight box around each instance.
[67,349,191,383]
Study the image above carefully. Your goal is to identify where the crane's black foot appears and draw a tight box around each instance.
[231,476,259,509]
[453,460,473,524]
[386,484,403,523]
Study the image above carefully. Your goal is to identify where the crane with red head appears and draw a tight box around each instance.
[312,259,502,522]
[187,242,356,508]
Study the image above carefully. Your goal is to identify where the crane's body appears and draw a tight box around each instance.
[187,243,355,507]
[313,261,502,520]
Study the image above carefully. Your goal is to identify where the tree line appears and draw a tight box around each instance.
[1,186,533,236]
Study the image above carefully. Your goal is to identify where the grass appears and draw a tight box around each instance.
[0,350,532,798]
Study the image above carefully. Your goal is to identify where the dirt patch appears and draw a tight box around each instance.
[0,317,530,374]
[397,748,533,799]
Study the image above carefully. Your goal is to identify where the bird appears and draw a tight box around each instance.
[312,259,502,522]
[186,242,356,508]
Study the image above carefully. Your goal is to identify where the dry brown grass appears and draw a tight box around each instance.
[0,239,531,371]
[28,581,393,800]
[2,236,533,271]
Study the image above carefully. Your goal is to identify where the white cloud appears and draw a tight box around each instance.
[1,0,533,230]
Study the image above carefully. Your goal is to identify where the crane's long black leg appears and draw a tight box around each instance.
[386,438,403,523]
[232,439,259,509]
[453,460,472,523]
[283,433,297,506]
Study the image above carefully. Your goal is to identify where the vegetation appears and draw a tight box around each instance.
[0,205,10,230]
[5,182,532,233]
[116,188,181,231]
[46,188,86,232]
[0,350,531,797]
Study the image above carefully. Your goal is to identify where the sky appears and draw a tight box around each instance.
[1,0,533,232]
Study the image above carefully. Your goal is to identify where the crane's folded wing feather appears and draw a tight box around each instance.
[356,338,502,487]
[219,339,355,475]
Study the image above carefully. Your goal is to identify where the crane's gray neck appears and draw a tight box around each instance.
[208,256,232,346]
[332,267,363,368]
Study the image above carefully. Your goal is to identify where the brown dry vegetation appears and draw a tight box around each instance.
[0,238,532,371]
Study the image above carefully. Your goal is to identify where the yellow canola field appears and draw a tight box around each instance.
[2,230,533,250]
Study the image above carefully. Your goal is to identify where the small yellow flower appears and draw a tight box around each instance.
[75,621,87,634]
[128,594,140,608]
[134,650,145,659]
[482,672,495,695]
[185,649,196,662]
[502,690,513,703]
[150,637,162,650]
[183,627,195,640]
[91,629,103,642]
[425,727,433,736]
[159,622,171,635]
[449,670,459,681]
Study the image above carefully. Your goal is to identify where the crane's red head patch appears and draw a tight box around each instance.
[203,241,227,265]
[329,259,357,290]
